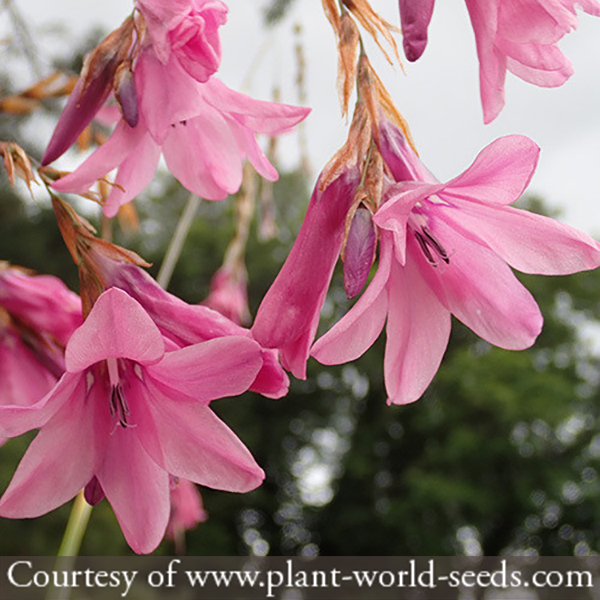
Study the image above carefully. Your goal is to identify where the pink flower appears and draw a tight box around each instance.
[167,478,208,542]
[0,288,265,554]
[465,0,600,123]
[136,0,228,82]
[0,267,82,416]
[52,48,310,217]
[398,0,436,61]
[203,266,251,326]
[92,255,289,399]
[252,167,361,379]
[312,126,600,404]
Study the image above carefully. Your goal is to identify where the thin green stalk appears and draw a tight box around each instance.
[48,491,93,600]
[157,193,201,289]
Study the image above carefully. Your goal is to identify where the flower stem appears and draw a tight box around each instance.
[157,193,201,289]
[48,491,93,600]
[57,490,93,557]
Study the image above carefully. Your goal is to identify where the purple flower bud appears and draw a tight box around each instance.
[114,65,139,128]
[343,206,377,299]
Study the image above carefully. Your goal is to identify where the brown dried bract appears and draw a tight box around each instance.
[321,0,341,36]
[51,194,149,318]
[0,142,37,196]
[320,103,372,191]
[342,0,401,66]
[337,14,360,118]
[78,16,135,103]
[0,72,77,115]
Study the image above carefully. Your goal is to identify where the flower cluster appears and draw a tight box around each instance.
[1,0,600,556]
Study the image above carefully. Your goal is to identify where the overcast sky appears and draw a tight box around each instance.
[7,0,600,236]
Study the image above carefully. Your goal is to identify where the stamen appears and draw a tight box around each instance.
[414,227,450,267]
[109,385,133,428]
[422,226,449,264]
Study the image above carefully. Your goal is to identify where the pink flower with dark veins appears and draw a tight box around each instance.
[312,123,600,404]
[51,47,310,217]
[0,288,265,554]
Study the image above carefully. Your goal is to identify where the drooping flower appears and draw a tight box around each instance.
[252,167,361,378]
[0,266,82,415]
[312,125,600,403]
[465,0,600,123]
[203,266,251,326]
[167,477,208,545]
[397,0,600,123]
[51,46,310,216]
[136,0,228,82]
[0,288,265,554]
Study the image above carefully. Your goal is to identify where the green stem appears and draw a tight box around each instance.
[48,491,93,600]
[157,193,201,289]
[57,491,93,557]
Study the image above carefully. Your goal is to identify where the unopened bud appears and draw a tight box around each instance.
[114,63,139,127]
[84,476,105,506]
[343,206,377,299]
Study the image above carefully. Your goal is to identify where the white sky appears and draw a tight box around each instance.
[6,0,600,236]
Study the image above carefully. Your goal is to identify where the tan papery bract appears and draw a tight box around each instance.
[320,103,372,191]
[342,0,401,66]
[0,142,37,196]
[321,0,341,36]
[337,14,360,118]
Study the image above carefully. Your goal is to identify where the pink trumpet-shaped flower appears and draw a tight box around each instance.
[252,167,362,378]
[136,0,228,83]
[203,266,251,326]
[89,254,289,399]
[0,288,265,554]
[465,0,600,123]
[397,0,600,123]
[51,48,310,217]
[0,267,82,416]
[167,478,208,543]
[312,125,600,404]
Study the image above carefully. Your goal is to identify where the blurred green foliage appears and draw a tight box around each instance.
[1,158,599,559]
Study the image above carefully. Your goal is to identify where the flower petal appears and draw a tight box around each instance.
[65,288,164,372]
[103,131,161,217]
[147,336,263,402]
[420,213,543,350]
[51,120,146,194]
[438,201,600,275]
[202,78,310,135]
[384,246,451,405]
[0,375,98,518]
[97,425,170,554]
[137,380,264,492]
[0,372,80,438]
[443,135,540,206]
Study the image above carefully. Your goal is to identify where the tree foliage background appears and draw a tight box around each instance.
[0,0,600,560]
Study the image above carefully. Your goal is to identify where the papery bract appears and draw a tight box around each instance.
[0,288,265,554]
[312,125,600,404]
[51,48,310,217]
